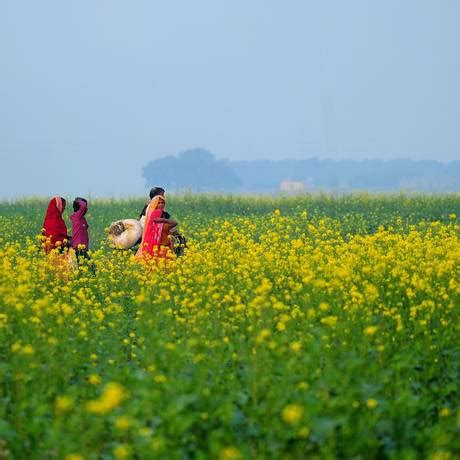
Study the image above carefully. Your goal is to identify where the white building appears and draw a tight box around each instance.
[280,180,306,193]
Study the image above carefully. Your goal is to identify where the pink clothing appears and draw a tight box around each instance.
[70,199,89,249]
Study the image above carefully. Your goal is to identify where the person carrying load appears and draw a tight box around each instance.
[107,186,186,256]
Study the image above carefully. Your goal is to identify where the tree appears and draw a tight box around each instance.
[142,148,241,192]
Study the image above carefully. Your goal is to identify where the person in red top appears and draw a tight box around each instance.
[42,196,69,253]
[136,195,177,260]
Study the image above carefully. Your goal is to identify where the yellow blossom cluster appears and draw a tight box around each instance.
[0,195,459,459]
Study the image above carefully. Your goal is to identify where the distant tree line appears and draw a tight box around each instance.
[142,148,460,192]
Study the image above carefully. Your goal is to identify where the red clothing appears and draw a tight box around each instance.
[136,196,172,260]
[42,197,68,253]
[136,207,164,258]
[70,199,89,249]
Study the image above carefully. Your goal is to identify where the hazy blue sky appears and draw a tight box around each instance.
[1,0,459,197]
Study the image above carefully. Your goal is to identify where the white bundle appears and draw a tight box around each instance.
[107,219,143,249]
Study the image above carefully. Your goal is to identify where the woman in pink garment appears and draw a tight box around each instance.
[70,197,95,273]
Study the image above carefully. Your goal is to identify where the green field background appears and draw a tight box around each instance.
[0,193,459,459]
[1,193,459,247]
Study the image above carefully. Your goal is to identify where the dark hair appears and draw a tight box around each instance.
[149,187,165,199]
[73,197,88,212]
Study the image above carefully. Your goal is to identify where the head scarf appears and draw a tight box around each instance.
[55,197,64,213]
[44,196,66,222]
[45,196,65,217]
[42,196,68,252]
[136,196,166,259]
[149,195,165,211]
[72,197,88,215]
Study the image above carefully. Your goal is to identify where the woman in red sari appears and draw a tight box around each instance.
[136,195,177,260]
[42,196,69,253]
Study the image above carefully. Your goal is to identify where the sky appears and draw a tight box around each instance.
[1,0,459,198]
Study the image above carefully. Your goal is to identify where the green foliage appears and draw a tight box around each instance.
[1,192,458,247]
[0,193,459,459]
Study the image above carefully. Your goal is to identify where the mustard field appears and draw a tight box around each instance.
[0,194,459,459]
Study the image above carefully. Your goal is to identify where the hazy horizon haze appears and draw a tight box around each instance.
[1,0,459,198]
